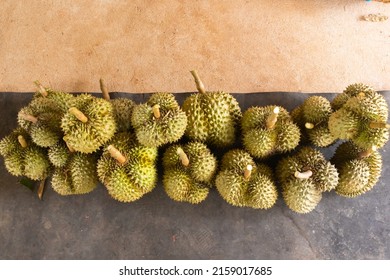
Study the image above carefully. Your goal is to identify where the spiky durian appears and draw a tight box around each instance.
[215,149,278,209]
[61,94,117,153]
[328,88,389,149]
[131,92,187,147]
[242,105,300,158]
[162,142,217,204]
[331,83,376,111]
[182,70,242,148]
[97,132,158,202]
[33,81,74,113]
[276,147,339,213]
[0,127,50,180]
[331,142,382,198]
[291,96,337,147]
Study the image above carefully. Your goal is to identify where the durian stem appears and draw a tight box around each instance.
[152,104,161,119]
[63,138,75,153]
[190,70,206,94]
[176,147,190,166]
[107,145,127,164]
[99,78,110,100]
[244,164,253,180]
[17,135,28,148]
[266,107,280,129]
[294,170,313,179]
[369,122,390,129]
[38,178,46,200]
[305,122,315,129]
[358,145,377,159]
[69,107,88,123]
[19,113,38,124]
[33,80,48,97]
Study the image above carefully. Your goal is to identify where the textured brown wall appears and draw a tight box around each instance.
[1,0,389,93]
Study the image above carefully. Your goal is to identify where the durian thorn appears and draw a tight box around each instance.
[266,106,280,129]
[244,164,253,180]
[190,70,206,94]
[99,78,110,100]
[38,178,46,200]
[19,113,38,124]
[107,145,127,165]
[358,145,377,159]
[68,107,88,123]
[17,135,28,148]
[294,170,313,179]
[176,147,190,166]
[305,122,315,129]
[369,122,390,129]
[152,104,161,119]
[33,80,48,97]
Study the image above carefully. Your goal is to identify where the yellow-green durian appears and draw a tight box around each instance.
[331,83,376,111]
[276,147,338,213]
[131,92,187,147]
[61,94,117,153]
[291,96,337,147]
[182,71,242,148]
[162,142,217,204]
[242,105,300,158]
[215,149,278,209]
[33,81,74,113]
[331,142,382,198]
[97,132,158,203]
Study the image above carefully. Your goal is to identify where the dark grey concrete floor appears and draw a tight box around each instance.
[0,92,389,260]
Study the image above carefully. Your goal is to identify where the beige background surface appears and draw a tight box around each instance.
[0,0,389,93]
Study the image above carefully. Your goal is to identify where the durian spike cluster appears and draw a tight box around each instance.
[0,76,388,213]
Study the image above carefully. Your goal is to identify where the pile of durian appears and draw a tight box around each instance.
[1,74,389,214]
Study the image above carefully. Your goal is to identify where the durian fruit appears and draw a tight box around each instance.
[331,142,382,198]
[328,88,389,149]
[331,83,376,111]
[182,70,242,148]
[131,92,187,147]
[17,97,63,147]
[99,79,135,132]
[0,127,50,180]
[48,142,98,195]
[61,93,117,153]
[242,105,300,158]
[97,132,158,202]
[215,149,278,209]
[162,142,217,204]
[291,96,337,147]
[33,81,74,113]
[276,147,339,213]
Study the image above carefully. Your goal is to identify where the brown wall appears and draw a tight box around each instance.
[1,0,389,93]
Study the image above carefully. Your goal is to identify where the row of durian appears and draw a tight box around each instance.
[0,72,388,213]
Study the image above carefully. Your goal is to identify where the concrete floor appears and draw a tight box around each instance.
[0,91,389,259]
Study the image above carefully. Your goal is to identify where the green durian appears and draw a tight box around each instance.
[215,149,278,209]
[33,81,74,113]
[291,96,337,147]
[331,83,376,111]
[162,142,217,204]
[0,128,50,180]
[131,92,187,147]
[97,132,158,202]
[331,142,382,198]
[61,94,117,153]
[276,147,339,213]
[182,70,242,148]
[242,105,300,158]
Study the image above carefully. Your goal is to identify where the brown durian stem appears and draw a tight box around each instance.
[176,147,190,166]
[305,122,315,129]
[152,104,161,119]
[68,107,88,123]
[19,113,38,124]
[17,135,28,148]
[369,122,390,129]
[99,78,110,100]
[107,145,127,164]
[63,138,75,153]
[190,70,206,94]
[38,178,46,200]
[34,80,48,97]
[266,107,280,129]
[294,170,313,179]
[358,145,377,159]
[244,164,253,180]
